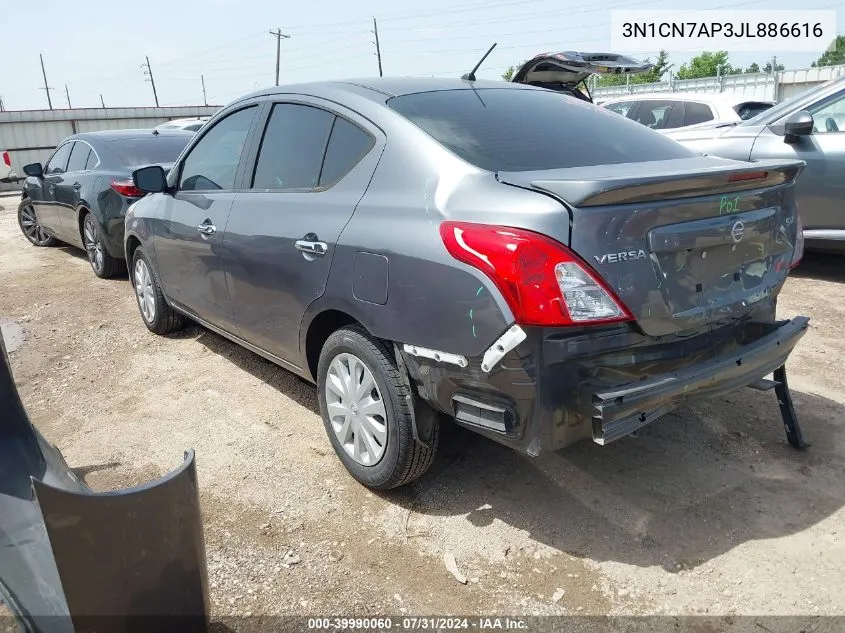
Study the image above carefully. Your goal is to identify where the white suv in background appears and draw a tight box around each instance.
[600,93,775,132]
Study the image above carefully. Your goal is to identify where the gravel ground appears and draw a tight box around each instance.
[1,192,844,625]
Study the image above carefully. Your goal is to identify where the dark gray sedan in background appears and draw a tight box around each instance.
[666,75,845,253]
[125,78,807,490]
[18,129,194,277]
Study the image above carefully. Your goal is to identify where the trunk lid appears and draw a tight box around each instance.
[511,52,653,97]
[498,156,804,336]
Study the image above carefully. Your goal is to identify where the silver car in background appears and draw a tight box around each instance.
[665,76,845,252]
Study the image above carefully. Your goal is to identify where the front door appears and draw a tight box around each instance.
[223,101,381,364]
[152,105,259,331]
[54,140,94,248]
[750,86,845,231]
[35,141,74,239]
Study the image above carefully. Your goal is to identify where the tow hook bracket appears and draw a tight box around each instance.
[773,364,807,449]
[481,325,527,373]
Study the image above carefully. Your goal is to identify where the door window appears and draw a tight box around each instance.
[45,142,73,175]
[318,117,375,188]
[66,142,92,173]
[84,148,100,170]
[251,103,335,191]
[179,106,257,191]
[631,100,677,129]
[808,90,845,133]
[603,101,636,118]
[683,102,715,126]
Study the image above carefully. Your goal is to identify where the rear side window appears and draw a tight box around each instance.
[66,142,92,172]
[84,149,99,170]
[109,135,193,168]
[387,89,693,172]
[684,102,715,126]
[252,103,335,190]
[631,100,678,129]
[603,101,636,117]
[735,102,773,120]
[319,118,374,188]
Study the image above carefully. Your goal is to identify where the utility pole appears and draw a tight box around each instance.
[372,17,383,77]
[269,28,291,86]
[141,56,160,107]
[100,94,106,108]
[39,54,54,110]
[0,96,5,112]
[65,84,72,109]
[201,74,207,106]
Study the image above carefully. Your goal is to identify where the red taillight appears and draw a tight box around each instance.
[728,170,768,182]
[110,179,145,197]
[791,212,804,270]
[2,152,10,167]
[439,221,633,327]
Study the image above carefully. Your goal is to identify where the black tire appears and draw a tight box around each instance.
[317,325,439,490]
[17,199,57,247]
[130,246,185,335]
[81,212,125,279]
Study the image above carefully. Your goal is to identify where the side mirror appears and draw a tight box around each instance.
[23,163,43,178]
[133,165,168,194]
[783,111,814,144]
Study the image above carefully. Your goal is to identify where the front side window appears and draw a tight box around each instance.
[180,106,257,191]
[45,142,73,175]
[808,90,845,133]
[251,103,335,191]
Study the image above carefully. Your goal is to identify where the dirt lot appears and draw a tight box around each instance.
[1,192,844,624]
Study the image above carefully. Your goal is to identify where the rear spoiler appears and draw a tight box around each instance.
[499,157,805,207]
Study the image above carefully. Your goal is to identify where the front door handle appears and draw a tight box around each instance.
[72,182,82,190]
[295,240,328,256]
[197,222,216,235]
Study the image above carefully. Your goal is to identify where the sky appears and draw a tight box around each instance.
[2,0,843,111]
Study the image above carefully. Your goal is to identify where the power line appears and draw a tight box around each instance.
[269,28,291,86]
[141,56,160,107]
[39,54,54,110]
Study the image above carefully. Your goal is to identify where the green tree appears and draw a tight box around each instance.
[676,51,737,79]
[746,62,761,73]
[811,35,845,67]
[763,61,785,72]
[502,66,516,81]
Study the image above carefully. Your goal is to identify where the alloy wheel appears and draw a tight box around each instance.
[134,258,156,323]
[19,204,52,245]
[325,353,388,466]
[83,216,105,274]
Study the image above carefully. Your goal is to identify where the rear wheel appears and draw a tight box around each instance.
[82,213,124,279]
[131,246,185,335]
[317,325,438,490]
[17,200,56,247]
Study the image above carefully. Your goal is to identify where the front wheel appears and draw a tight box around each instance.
[317,326,439,490]
[17,200,57,247]
[131,246,185,335]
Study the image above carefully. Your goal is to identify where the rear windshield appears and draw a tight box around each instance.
[104,136,192,167]
[386,88,694,172]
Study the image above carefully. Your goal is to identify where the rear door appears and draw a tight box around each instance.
[36,141,73,237]
[749,87,845,232]
[152,104,259,331]
[222,99,380,364]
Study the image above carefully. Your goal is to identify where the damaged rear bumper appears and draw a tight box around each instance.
[401,315,809,455]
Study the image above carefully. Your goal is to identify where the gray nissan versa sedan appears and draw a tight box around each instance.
[125,78,808,490]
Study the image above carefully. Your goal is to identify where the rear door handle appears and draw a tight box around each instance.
[197,222,216,235]
[72,182,82,190]
[295,240,328,256]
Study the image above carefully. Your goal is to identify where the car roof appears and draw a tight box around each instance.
[602,92,774,106]
[230,77,538,104]
[70,129,196,142]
